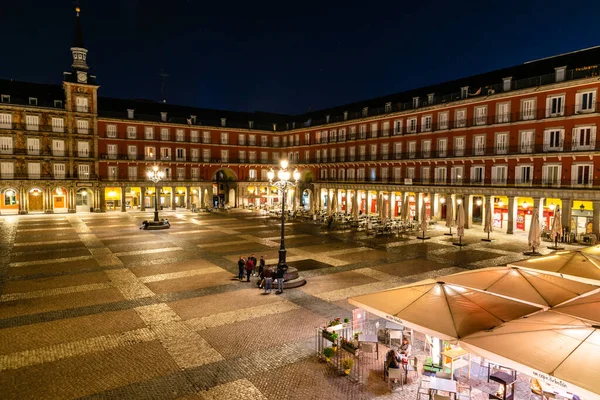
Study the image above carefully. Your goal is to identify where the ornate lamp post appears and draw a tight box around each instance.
[147,165,165,222]
[268,159,301,270]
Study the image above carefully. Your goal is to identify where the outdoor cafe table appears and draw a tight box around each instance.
[358,334,379,360]
[428,377,457,398]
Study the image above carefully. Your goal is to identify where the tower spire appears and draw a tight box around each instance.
[73,4,85,49]
[70,3,88,74]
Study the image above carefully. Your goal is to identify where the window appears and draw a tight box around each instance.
[330,130,337,142]
[248,169,257,181]
[438,112,449,130]
[107,144,118,159]
[160,147,171,160]
[321,131,328,144]
[331,148,336,162]
[454,137,465,156]
[0,94,10,103]
[359,145,366,160]
[394,142,402,159]
[394,120,402,135]
[295,134,299,145]
[75,96,89,112]
[128,166,137,180]
[106,124,117,138]
[572,126,596,150]
[239,150,246,162]
[220,132,229,144]
[370,123,378,138]
[573,164,592,186]
[473,135,486,155]
[161,112,168,122]
[127,145,137,159]
[421,140,431,158]
[382,122,390,136]
[385,102,392,113]
[521,99,535,120]
[126,126,137,139]
[176,129,185,142]
[248,151,257,163]
[238,134,246,145]
[161,128,170,141]
[177,168,185,180]
[0,137,12,154]
[203,131,211,144]
[29,97,38,106]
[471,165,484,184]
[145,127,154,140]
[191,168,199,179]
[407,118,417,133]
[28,162,41,179]
[145,146,155,160]
[191,148,200,161]
[542,164,561,187]
[262,136,270,146]
[26,115,39,131]
[338,129,346,142]
[412,97,420,108]
[322,149,328,162]
[27,138,40,155]
[491,165,507,185]
[191,130,199,143]
[369,144,377,160]
[516,165,532,185]
[176,148,185,161]
[474,106,487,125]
[408,141,416,158]
[406,167,415,180]
[451,166,463,184]
[381,143,389,159]
[362,107,369,117]
[437,138,447,157]
[127,109,135,119]
[455,109,466,128]
[357,168,365,181]
[347,168,356,180]
[203,149,210,162]
[77,120,89,134]
[272,136,279,147]
[1,162,14,179]
[359,125,366,139]
[339,169,345,181]
[543,129,563,151]
[349,146,356,161]
[52,139,65,156]
[304,150,310,161]
[108,166,118,180]
[577,90,596,113]
[304,133,310,145]
[421,115,432,132]
[220,149,228,162]
[519,131,534,153]
[0,113,12,129]
[53,163,66,179]
[546,95,565,117]
[421,167,430,183]
[496,102,510,123]
[393,167,402,182]
[435,167,447,184]
[78,141,89,157]
[495,133,508,154]
[339,147,346,161]
[330,168,337,180]
[77,164,90,179]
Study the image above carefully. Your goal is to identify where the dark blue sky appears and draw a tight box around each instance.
[2,0,599,115]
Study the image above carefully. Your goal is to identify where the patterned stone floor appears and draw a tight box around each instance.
[0,209,583,399]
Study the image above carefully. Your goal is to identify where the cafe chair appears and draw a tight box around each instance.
[416,377,431,400]
[360,343,375,359]
[388,368,403,390]
[406,356,419,382]
[457,382,472,400]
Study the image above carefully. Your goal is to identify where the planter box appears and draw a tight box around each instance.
[341,343,358,355]
[322,331,336,342]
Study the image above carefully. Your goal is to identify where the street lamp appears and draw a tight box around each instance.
[147,165,165,222]
[268,159,301,271]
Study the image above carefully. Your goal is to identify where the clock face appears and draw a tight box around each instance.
[77,71,87,83]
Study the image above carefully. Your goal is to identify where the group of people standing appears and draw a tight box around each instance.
[237,253,288,294]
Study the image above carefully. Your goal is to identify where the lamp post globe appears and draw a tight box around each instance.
[147,165,164,222]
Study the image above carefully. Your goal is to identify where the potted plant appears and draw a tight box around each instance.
[331,332,339,352]
[341,358,354,375]
[326,318,343,332]
[323,347,335,363]
[341,338,358,355]
[343,317,350,323]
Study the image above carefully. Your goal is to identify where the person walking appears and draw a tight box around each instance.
[248,253,258,276]
[245,257,254,282]
[237,256,245,281]
[275,263,288,294]
[263,266,274,294]
[258,256,265,278]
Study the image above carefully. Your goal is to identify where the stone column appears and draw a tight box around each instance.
[69,186,76,213]
[366,191,372,215]
[99,188,106,212]
[433,193,440,220]
[562,198,573,232]
[140,187,146,211]
[464,195,472,229]
[507,196,516,234]
[185,186,191,209]
[592,201,600,238]
[171,190,176,210]
[18,187,27,214]
[120,186,127,212]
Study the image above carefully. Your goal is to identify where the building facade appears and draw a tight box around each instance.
[1,8,600,238]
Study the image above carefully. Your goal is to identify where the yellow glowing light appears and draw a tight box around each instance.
[108,191,117,197]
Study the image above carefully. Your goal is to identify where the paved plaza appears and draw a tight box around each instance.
[0,209,583,399]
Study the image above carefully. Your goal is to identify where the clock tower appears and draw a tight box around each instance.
[71,6,88,83]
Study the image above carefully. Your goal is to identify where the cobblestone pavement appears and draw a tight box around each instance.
[0,209,583,399]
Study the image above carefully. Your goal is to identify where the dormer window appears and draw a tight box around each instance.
[555,66,566,82]
[343,111,348,121]
[362,107,368,117]
[272,123,277,131]
[292,122,296,129]
[54,100,63,108]
[248,121,254,129]
[503,77,512,91]
[221,118,226,127]
[412,97,420,108]
[161,112,167,122]
[326,115,330,123]
[0,95,9,103]
[29,97,38,106]
[190,115,197,124]
[385,102,392,113]
[461,86,469,99]
[127,109,135,119]
[427,93,434,104]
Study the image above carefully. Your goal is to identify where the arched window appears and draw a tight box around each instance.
[4,190,17,205]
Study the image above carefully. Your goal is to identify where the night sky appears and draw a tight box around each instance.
[2,0,600,115]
